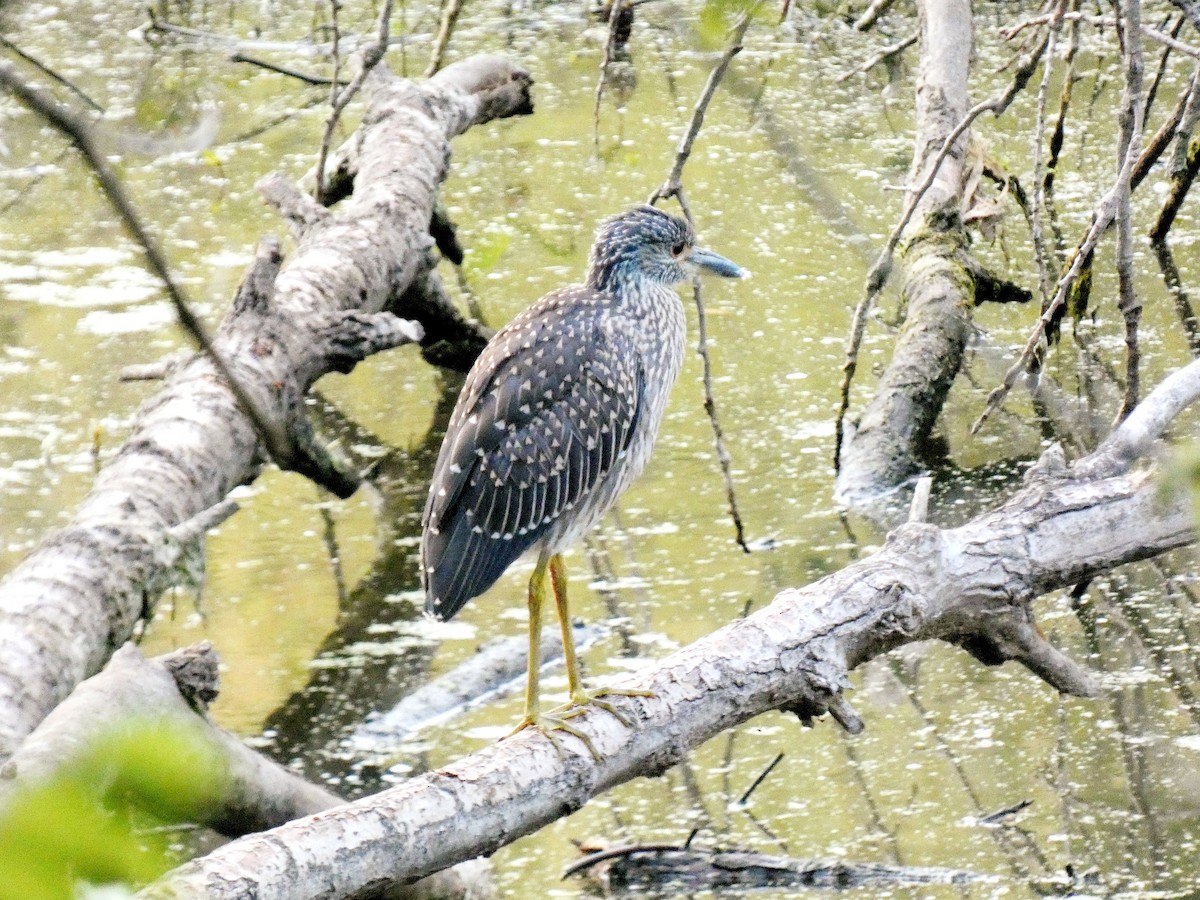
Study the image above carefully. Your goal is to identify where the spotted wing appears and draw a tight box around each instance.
[421,288,644,620]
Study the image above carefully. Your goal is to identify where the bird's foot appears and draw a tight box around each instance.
[554,686,655,728]
[507,711,601,759]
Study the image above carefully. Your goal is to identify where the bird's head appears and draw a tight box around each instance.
[586,204,746,291]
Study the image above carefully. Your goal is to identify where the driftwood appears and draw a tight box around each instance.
[137,359,1200,900]
[0,53,533,762]
[565,844,986,891]
[0,641,492,900]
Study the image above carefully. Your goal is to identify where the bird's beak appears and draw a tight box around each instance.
[691,247,748,279]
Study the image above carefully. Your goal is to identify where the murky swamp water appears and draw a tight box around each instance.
[3,0,1200,896]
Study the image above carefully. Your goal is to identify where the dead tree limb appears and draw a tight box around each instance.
[138,358,1200,900]
[0,642,491,899]
[0,54,534,762]
[0,643,336,834]
[835,0,977,505]
[1115,0,1146,422]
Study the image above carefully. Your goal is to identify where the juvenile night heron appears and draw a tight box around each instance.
[421,204,745,749]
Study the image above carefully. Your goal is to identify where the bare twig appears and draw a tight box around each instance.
[425,0,468,77]
[1003,11,1200,57]
[1152,133,1200,239]
[836,32,917,83]
[0,60,293,466]
[312,0,395,203]
[972,189,1128,435]
[1151,240,1200,355]
[835,31,1049,467]
[1131,70,1194,189]
[649,12,755,553]
[1171,62,1200,175]
[0,36,103,112]
[735,752,784,806]
[230,51,347,87]
[1114,0,1146,423]
[1144,14,1184,117]
[1032,0,1068,310]
[1044,4,1082,196]
[593,0,626,149]
[1151,61,1200,240]
[853,0,898,31]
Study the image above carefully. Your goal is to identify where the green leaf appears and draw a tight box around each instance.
[0,720,228,898]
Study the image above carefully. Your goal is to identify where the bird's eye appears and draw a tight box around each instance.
[671,241,687,257]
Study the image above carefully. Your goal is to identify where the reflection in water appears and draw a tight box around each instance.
[258,378,463,794]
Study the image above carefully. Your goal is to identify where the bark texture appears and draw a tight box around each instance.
[0,642,493,899]
[137,360,1200,900]
[0,55,533,761]
[0,643,336,835]
[835,0,977,505]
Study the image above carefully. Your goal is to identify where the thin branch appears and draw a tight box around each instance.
[230,51,347,87]
[836,32,917,83]
[1143,14,1184,118]
[0,60,293,465]
[1003,11,1200,57]
[1032,0,1068,311]
[853,0,898,31]
[649,12,755,553]
[1115,0,1146,423]
[312,0,395,204]
[425,0,468,77]
[0,36,104,112]
[1151,240,1200,356]
[735,752,784,805]
[593,0,626,149]
[973,55,1148,436]
[1044,3,1082,196]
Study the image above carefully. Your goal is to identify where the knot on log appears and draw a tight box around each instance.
[641,737,688,779]
[161,641,221,711]
[1024,443,1068,483]
[783,687,864,735]
[884,520,942,558]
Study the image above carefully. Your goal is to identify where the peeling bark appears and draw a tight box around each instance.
[0,54,534,762]
[137,359,1200,900]
[835,0,978,506]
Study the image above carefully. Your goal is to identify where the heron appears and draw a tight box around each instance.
[421,204,745,753]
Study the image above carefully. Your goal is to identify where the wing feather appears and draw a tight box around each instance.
[422,290,646,619]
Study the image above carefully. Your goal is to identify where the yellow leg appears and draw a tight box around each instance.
[549,553,584,699]
[548,553,653,726]
[523,557,546,723]
[507,554,601,758]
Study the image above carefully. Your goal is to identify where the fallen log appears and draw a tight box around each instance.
[136,360,1200,900]
[0,53,533,761]
[0,641,493,899]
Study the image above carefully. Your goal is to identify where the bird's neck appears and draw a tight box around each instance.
[585,264,678,306]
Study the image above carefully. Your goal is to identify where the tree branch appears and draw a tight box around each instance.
[138,359,1200,899]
